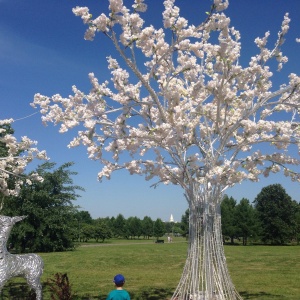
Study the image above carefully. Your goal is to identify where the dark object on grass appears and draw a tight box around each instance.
[47,273,73,300]
[155,240,164,243]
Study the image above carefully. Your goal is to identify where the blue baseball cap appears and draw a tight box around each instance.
[113,274,125,285]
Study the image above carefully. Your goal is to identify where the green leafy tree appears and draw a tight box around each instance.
[112,214,126,238]
[172,224,184,237]
[180,209,189,237]
[94,218,112,242]
[73,210,93,241]
[221,195,238,244]
[80,224,95,242]
[107,216,115,235]
[3,161,83,252]
[254,184,297,245]
[75,210,93,224]
[235,198,259,245]
[153,218,165,240]
[165,222,173,235]
[126,216,142,239]
[141,216,153,239]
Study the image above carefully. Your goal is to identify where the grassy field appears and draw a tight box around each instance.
[2,238,300,299]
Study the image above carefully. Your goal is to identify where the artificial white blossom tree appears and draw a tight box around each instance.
[31,0,300,299]
[0,119,47,202]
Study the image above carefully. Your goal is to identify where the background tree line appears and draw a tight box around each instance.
[220,184,300,245]
[1,159,175,252]
[73,211,171,243]
[71,185,300,247]
[2,125,299,254]
[1,126,299,251]
[2,158,300,253]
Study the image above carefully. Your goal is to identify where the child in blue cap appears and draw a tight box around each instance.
[106,274,130,300]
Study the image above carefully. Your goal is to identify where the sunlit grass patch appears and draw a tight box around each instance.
[2,241,300,299]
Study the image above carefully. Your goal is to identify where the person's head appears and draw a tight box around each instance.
[113,274,125,287]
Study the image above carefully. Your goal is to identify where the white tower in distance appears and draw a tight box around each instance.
[169,214,174,223]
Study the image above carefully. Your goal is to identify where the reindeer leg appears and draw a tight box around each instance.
[34,285,43,300]
[0,279,7,298]
[26,275,43,300]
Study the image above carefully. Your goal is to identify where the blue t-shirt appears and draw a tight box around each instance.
[106,289,130,300]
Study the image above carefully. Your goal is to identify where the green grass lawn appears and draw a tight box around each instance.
[226,245,300,300]
[2,239,300,299]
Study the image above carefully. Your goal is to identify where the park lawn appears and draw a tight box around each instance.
[2,241,300,299]
[41,241,186,299]
[226,245,300,300]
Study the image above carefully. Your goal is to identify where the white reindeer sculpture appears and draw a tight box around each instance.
[0,215,43,299]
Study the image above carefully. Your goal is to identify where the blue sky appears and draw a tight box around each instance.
[0,0,299,222]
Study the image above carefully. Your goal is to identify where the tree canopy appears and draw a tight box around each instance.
[3,161,84,252]
[235,198,258,246]
[221,195,238,244]
[153,218,166,240]
[254,183,297,245]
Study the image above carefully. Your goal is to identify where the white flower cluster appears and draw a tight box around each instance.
[32,0,300,203]
[0,119,48,197]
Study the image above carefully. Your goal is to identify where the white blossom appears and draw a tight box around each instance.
[31,0,300,205]
[0,119,48,197]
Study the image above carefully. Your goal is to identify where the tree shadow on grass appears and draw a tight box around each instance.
[85,287,172,300]
[8,283,290,300]
[79,287,173,300]
[0,283,173,300]
[130,287,173,300]
[240,290,287,299]
[0,282,36,300]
